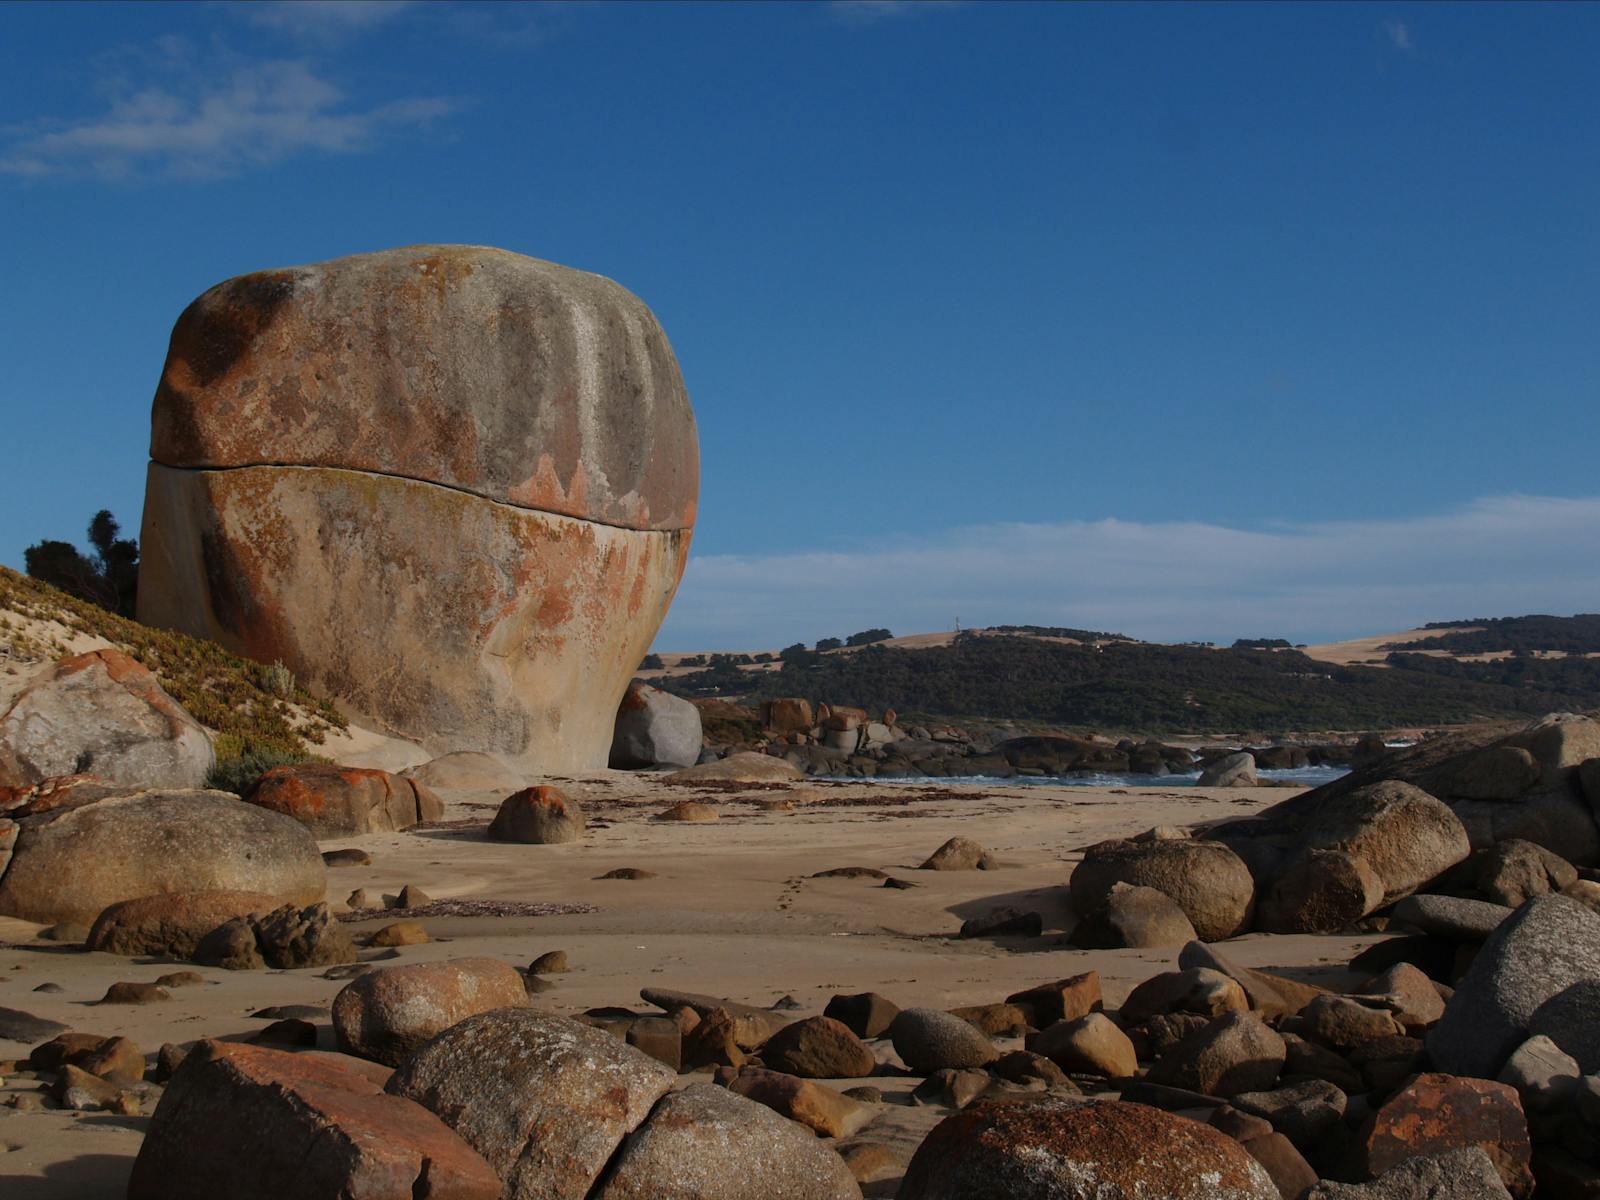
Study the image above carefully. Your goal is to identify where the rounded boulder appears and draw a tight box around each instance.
[610,682,702,769]
[388,1009,677,1200]
[487,785,585,843]
[243,763,443,836]
[889,1007,998,1074]
[1071,838,1256,942]
[0,789,324,927]
[332,957,530,1067]
[592,1082,862,1200]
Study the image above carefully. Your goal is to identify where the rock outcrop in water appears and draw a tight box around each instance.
[138,245,698,771]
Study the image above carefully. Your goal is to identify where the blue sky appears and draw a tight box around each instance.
[2,1,1596,649]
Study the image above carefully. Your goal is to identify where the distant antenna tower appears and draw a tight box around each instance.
[954,617,961,633]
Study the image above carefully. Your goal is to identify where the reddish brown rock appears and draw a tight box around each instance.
[30,1033,145,1084]
[85,889,278,958]
[759,1015,877,1078]
[1359,1073,1532,1198]
[488,786,586,843]
[332,957,530,1067]
[139,247,696,774]
[724,1065,877,1137]
[762,698,814,735]
[243,764,442,836]
[897,1098,1278,1199]
[1147,1011,1287,1098]
[1007,971,1103,1025]
[128,1039,498,1199]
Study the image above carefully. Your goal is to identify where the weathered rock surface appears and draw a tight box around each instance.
[759,1015,877,1078]
[592,1082,863,1200]
[1357,1073,1532,1197]
[1027,1012,1138,1078]
[1147,1011,1286,1098]
[242,763,442,836]
[1428,894,1600,1077]
[1071,881,1198,948]
[0,788,324,927]
[85,889,277,958]
[488,785,586,843]
[1306,1146,1512,1199]
[1178,940,1328,1018]
[1475,838,1578,908]
[0,649,214,791]
[1256,849,1385,934]
[723,1065,876,1138]
[128,1039,499,1200]
[1071,838,1255,941]
[610,682,702,769]
[1391,893,1511,941]
[824,991,900,1039]
[388,1009,676,1200]
[333,957,530,1067]
[138,245,698,772]
[897,1098,1279,1199]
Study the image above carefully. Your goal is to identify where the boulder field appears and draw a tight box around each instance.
[136,244,699,772]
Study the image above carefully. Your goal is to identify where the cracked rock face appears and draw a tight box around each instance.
[138,245,698,769]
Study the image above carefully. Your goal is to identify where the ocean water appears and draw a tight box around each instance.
[842,764,1351,789]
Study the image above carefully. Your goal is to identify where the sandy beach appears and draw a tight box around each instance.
[0,774,1382,1198]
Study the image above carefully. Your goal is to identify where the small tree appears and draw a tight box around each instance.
[815,637,843,652]
[24,509,139,617]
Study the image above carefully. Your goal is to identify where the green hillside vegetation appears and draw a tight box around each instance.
[1388,614,1600,657]
[0,565,345,763]
[655,631,1600,733]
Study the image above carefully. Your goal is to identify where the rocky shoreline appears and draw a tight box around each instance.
[5,646,1600,1196]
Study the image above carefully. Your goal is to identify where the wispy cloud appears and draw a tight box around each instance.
[1384,19,1413,52]
[243,1,418,40]
[1,57,462,180]
[829,1,966,28]
[657,495,1600,651]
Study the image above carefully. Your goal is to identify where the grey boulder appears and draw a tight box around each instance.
[0,649,213,791]
[610,682,702,769]
[1428,894,1600,1078]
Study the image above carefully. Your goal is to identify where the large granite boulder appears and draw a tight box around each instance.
[0,788,324,927]
[0,649,213,790]
[1071,838,1255,941]
[388,1009,676,1200]
[897,1098,1278,1199]
[610,681,702,769]
[242,764,442,836]
[1428,894,1600,1078]
[128,1039,499,1200]
[138,245,698,772]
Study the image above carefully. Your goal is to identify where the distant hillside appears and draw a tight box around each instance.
[653,629,1600,734]
[1386,614,1600,657]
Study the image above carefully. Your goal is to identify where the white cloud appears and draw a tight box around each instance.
[1385,20,1413,51]
[1,58,461,180]
[244,1,418,39]
[829,1,965,28]
[656,495,1600,651]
